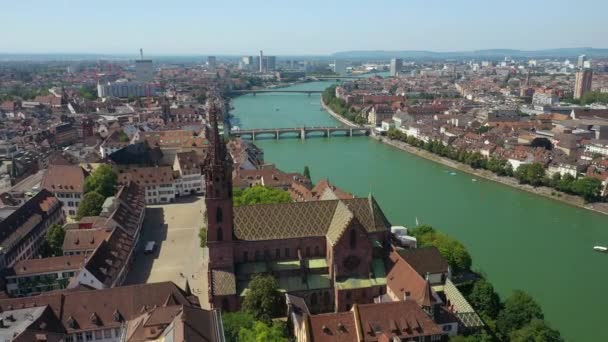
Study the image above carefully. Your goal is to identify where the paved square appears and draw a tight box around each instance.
[126,196,207,295]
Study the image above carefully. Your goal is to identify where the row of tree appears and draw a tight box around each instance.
[564,91,608,105]
[322,85,367,125]
[386,128,605,202]
[409,225,562,341]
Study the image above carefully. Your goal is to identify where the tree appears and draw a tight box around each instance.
[45,224,65,256]
[77,192,106,219]
[514,163,545,187]
[84,164,117,197]
[242,274,281,322]
[468,279,502,319]
[222,312,255,342]
[571,177,602,202]
[303,166,311,181]
[510,319,563,342]
[497,290,543,334]
[530,138,553,150]
[238,321,287,342]
[233,186,291,207]
[409,225,472,272]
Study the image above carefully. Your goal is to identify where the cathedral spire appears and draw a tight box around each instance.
[206,97,226,165]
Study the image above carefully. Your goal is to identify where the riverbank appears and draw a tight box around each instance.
[319,97,608,215]
[320,97,358,127]
[376,135,608,216]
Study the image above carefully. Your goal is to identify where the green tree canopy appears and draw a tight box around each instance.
[497,290,543,334]
[45,224,66,256]
[468,279,502,319]
[84,164,117,197]
[409,225,472,272]
[238,321,287,342]
[571,177,602,202]
[514,163,545,187]
[77,192,106,219]
[510,319,563,342]
[233,186,291,207]
[222,312,255,342]
[242,274,281,322]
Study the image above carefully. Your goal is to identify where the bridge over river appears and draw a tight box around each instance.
[230,126,370,140]
[229,89,323,96]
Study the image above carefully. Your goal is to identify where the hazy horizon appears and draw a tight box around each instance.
[2,0,607,55]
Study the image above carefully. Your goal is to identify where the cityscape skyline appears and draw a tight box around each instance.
[2,0,607,55]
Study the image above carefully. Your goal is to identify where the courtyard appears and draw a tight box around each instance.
[125,196,208,305]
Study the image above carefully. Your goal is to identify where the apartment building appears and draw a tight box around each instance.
[41,164,85,217]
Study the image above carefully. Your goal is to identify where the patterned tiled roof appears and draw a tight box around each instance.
[325,201,355,246]
[233,197,390,241]
[211,269,236,296]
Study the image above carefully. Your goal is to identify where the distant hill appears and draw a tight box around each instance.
[331,48,608,59]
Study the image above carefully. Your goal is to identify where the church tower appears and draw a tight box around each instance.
[204,98,234,268]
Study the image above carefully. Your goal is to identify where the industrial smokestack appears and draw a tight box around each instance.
[140,48,144,60]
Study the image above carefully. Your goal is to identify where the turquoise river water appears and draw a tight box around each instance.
[230,80,608,342]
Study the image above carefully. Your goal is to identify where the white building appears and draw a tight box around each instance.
[585,140,608,156]
[173,152,204,197]
[97,81,157,98]
[333,59,347,75]
[41,165,85,217]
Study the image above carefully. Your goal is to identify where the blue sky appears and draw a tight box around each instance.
[1,0,606,55]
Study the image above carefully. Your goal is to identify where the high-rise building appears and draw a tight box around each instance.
[266,56,276,71]
[207,56,217,69]
[577,55,587,68]
[574,69,593,99]
[239,56,255,70]
[390,58,403,77]
[135,48,154,82]
[259,50,264,73]
[334,60,347,75]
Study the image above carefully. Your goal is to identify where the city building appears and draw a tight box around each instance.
[390,58,403,77]
[41,164,85,217]
[97,81,158,98]
[334,60,347,75]
[207,56,217,69]
[5,254,85,297]
[0,282,225,342]
[0,140,20,158]
[0,190,64,268]
[259,50,264,73]
[173,151,204,196]
[239,56,255,71]
[117,166,175,204]
[135,59,154,82]
[577,54,587,68]
[574,69,593,99]
[266,55,276,71]
[532,92,559,106]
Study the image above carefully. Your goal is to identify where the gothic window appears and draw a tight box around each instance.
[285,248,290,258]
[314,246,320,256]
[222,298,229,310]
[216,208,223,223]
[243,251,248,262]
[323,291,330,305]
[217,227,223,241]
[255,250,261,261]
[275,248,280,258]
[349,229,357,249]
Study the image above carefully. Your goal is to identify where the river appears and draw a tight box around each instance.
[230,80,608,342]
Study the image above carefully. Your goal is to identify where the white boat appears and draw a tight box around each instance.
[593,246,608,252]
[472,178,478,182]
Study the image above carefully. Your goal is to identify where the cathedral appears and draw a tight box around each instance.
[204,102,392,314]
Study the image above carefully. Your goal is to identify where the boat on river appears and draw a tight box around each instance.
[593,246,608,252]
